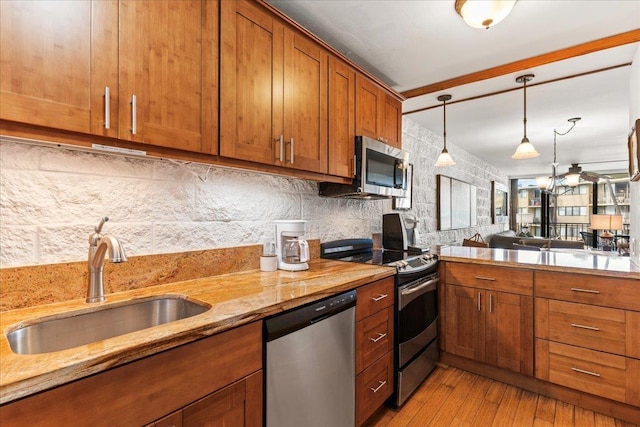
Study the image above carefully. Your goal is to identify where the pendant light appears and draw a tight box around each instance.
[455,0,517,29]
[512,74,539,160]
[435,94,456,167]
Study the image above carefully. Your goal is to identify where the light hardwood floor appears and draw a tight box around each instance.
[364,365,639,427]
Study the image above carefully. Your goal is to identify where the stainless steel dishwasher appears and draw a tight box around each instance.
[265,289,356,427]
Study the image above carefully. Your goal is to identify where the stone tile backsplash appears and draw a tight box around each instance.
[0,118,508,269]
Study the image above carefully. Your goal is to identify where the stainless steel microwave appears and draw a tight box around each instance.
[319,136,410,199]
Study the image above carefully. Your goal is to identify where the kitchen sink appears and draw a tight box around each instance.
[6,296,211,355]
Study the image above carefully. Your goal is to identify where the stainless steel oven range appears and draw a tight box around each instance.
[320,239,439,407]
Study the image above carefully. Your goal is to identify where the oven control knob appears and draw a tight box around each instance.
[397,260,408,270]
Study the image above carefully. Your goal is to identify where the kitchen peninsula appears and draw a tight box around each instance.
[439,246,640,424]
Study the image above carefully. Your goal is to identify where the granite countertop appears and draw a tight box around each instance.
[439,246,640,279]
[0,259,395,404]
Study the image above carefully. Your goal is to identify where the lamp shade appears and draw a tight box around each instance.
[455,0,517,29]
[512,138,539,159]
[565,173,580,187]
[609,214,623,231]
[590,214,623,231]
[435,148,456,167]
[536,176,551,190]
[516,213,534,224]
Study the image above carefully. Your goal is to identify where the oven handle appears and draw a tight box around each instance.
[401,277,438,296]
[398,275,438,310]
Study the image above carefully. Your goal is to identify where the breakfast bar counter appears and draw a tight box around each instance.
[438,245,640,279]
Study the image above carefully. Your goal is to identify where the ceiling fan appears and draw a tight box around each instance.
[556,163,621,215]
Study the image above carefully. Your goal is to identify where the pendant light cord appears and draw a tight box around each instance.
[522,78,527,139]
[443,98,447,149]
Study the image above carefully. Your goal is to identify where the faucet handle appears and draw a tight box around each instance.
[95,217,109,233]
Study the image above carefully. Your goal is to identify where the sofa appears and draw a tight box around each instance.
[487,230,585,250]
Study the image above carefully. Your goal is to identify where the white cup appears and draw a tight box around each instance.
[260,255,278,272]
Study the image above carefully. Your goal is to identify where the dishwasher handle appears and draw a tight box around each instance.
[265,290,357,341]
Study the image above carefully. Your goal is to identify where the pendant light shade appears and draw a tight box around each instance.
[565,163,582,187]
[435,94,456,167]
[455,0,517,29]
[512,74,539,160]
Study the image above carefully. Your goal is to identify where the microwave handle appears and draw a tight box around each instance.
[394,160,407,189]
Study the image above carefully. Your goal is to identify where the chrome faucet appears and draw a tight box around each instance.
[87,217,127,303]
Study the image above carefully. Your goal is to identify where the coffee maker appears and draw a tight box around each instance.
[383,213,425,253]
[274,220,310,271]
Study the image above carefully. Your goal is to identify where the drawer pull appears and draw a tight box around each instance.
[489,294,493,313]
[371,294,388,302]
[570,287,600,294]
[370,380,387,393]
[571,367,600,377]
[571,323,600,331]
[475,276,496,281]
[370,333,387,343]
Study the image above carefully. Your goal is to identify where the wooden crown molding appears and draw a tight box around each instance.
[401,29,640,99]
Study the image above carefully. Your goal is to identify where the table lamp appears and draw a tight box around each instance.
[590,214,623,250]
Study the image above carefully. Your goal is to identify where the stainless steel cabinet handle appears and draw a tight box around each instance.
[370,333,387,343]
[475,276,496,281]
[571,367,600,377]
[371,294,388,302]
[478,292,481,312]
[130,94,137,135]
[571,287,600,294]
[571,323,600,331]
[104,87,110,129]
[290,138,294,164]
[370,380,387,393]
[352,156,356,177]
[489,294,493,313]
[278,135,284,162]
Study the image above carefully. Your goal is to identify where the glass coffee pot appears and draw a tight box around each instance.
[283,238,309,264]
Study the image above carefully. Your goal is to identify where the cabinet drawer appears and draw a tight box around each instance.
[445,263,533,295]
[536,299,640,358]
[356,277,394,321]
[356,351,393,426]
[535,271,640,311]
[536,339,640,406]
[356,306,393,373]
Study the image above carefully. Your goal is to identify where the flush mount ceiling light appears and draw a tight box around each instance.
[435,94,456,167]
[512,74,539,160]
[455,0,517,29]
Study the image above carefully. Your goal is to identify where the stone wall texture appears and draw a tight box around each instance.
[0,117,508,268]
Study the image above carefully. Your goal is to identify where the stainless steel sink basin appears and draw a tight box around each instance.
[6,296,210,355]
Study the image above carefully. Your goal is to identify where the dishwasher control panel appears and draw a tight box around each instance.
[265,289,357,342]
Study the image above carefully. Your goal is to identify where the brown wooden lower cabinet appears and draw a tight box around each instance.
[355,277,394,426]
[536,339,640,406]
[0,322,262,427]
[149,371,263,427]
[444,283,533,375]
[356,351,393,426]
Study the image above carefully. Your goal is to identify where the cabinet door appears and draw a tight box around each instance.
[485,291,534,375]
[220,0,283,165]
[355,74,381,141]
[282,30,327,173]
[444,285,485,362]
[381,92,402,148]
[119,0,217,154]
[183,371,263,427]
[0,1,118,136]
[328,56,355,178]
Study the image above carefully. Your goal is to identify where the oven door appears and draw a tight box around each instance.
[396,272,439,368]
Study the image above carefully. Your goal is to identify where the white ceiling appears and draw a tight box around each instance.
[267,0,640,178]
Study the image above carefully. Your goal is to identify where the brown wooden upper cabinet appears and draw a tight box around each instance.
[0,0,217,154]
[328,56,356,178]
[220,0,328,174]
[355,74,402,148]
